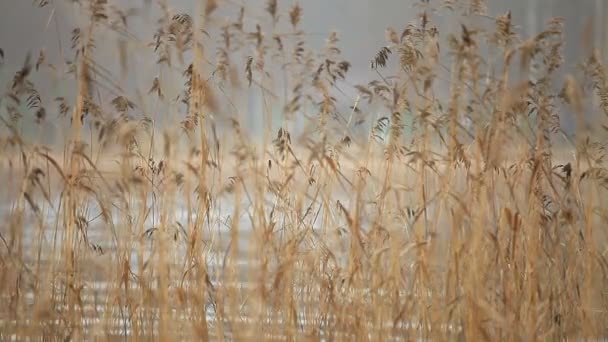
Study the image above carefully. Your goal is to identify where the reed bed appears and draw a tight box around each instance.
[0,0,607,340]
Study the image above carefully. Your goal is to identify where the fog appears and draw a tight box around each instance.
[1,0,606,143]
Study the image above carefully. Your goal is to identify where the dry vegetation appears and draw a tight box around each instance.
[1,0,608,340]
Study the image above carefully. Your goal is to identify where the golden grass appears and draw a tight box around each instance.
[1,0,607,340]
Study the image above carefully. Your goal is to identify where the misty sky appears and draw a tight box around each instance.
[1,0,606,143]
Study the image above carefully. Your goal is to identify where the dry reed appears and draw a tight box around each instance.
[0,0,607,340]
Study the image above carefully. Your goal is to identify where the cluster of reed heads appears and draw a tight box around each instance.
[0,0,607,340]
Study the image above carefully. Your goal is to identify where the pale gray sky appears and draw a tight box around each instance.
[1,0,606,143]
[2,0,605,85]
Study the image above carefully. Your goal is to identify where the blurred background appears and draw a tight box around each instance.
[1,0,607,144]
